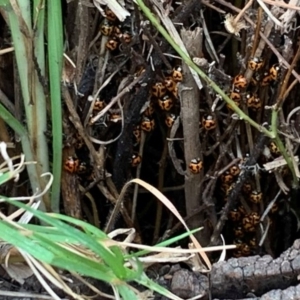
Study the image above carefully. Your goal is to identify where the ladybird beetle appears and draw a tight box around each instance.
[109,113,122,122]
[249,190,263,204]
[230,88,241,101]
[64,156,79,173]
[131,154,142,167]
[133,125,141,143]
[100,19,114,36]
[113,25,121,37]
[164,76,177,92]
[233,74,247,89]
[152,82,166,98]
[106,39,119,51]
[242,182,252,194]
[221,171,234,184]
[143,101,155,117]
[269,141,280,156]
[118,31,132,44]
[242,212,260,232]
[165,114,177,128]
[158,95,173,111]
[233,226,244,238]
[105,7,117,22]
[269,64,280,80]
[141,117,155,132]
[249,237,257,249]
[202,115,217,130]
[229,208,241,222]
[261,73,272,86]
[188,158,203,174]
[233,240,251,257]
[229,165,240,177]
[248,57,264,71]
[172,66,183,82]
[93,99,106,111]
[246,93,261,111]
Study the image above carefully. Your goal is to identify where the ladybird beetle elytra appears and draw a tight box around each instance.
[164,76,177,92]
[141,117,155,132]
[233,226,245,238]
[64,156,80,173]
[233,226,244,238]
[105,7,117,22]
[249,190,263,204]
[131,154,142,167]
[230,89,242,101]
[100,19,114,36]
[246,93,261,111]
[165,114,177,128]
[133,125,141,143]
[106,39,119,51]
[242,212,260,232]
[269,141,280,156]
[269,64,280,80]
[93,99,106,111]
[116,31,132,44]
[158,95,173,111]
[229,165,240,177]
[229,208,241,222]
[152,82,166,98]
[248,57,264,71]
[172,66,183,82]
[202,115,217,130]
[109,113,122,122]
[188,158,203,174]
[113,25,122,37]
[221,171,234,184]
[233,74,247,89]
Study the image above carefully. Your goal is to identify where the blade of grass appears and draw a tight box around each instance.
[47,0,63,212]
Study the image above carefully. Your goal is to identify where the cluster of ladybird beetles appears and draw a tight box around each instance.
[100,6,132,51]
[228,59,280,111]
[63,7,285,257]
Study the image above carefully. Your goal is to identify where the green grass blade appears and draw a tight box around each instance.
[47,0,63,212]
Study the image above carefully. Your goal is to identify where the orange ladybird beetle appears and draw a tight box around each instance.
[249,190,263,204]
[106,39,119,51]
[233,74,247,89]
[242,212,260,232]
[221,171,234,184]
[119,31,132,44]
[165,114,177,128]
[230,88,241,101]
[105,7,117,22]
[229,165,240,177]
[131,154,142,167]
[100,19,114,36]
[172,66,183,82]
[269,64,280,81]
[141,117,155,132]
[269,141,280,156]
[133,125,141,143]
[164,76,177,92]
[248,57,264,71]
[152,82,166,98]
[246,93,261,111]
[64,156,80,173]
[188,158,203,174]
[158,95,173,111]
[242,182,252,194]
[202,115,217,130]
[93,99,106,111]
[233,226,244,238]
